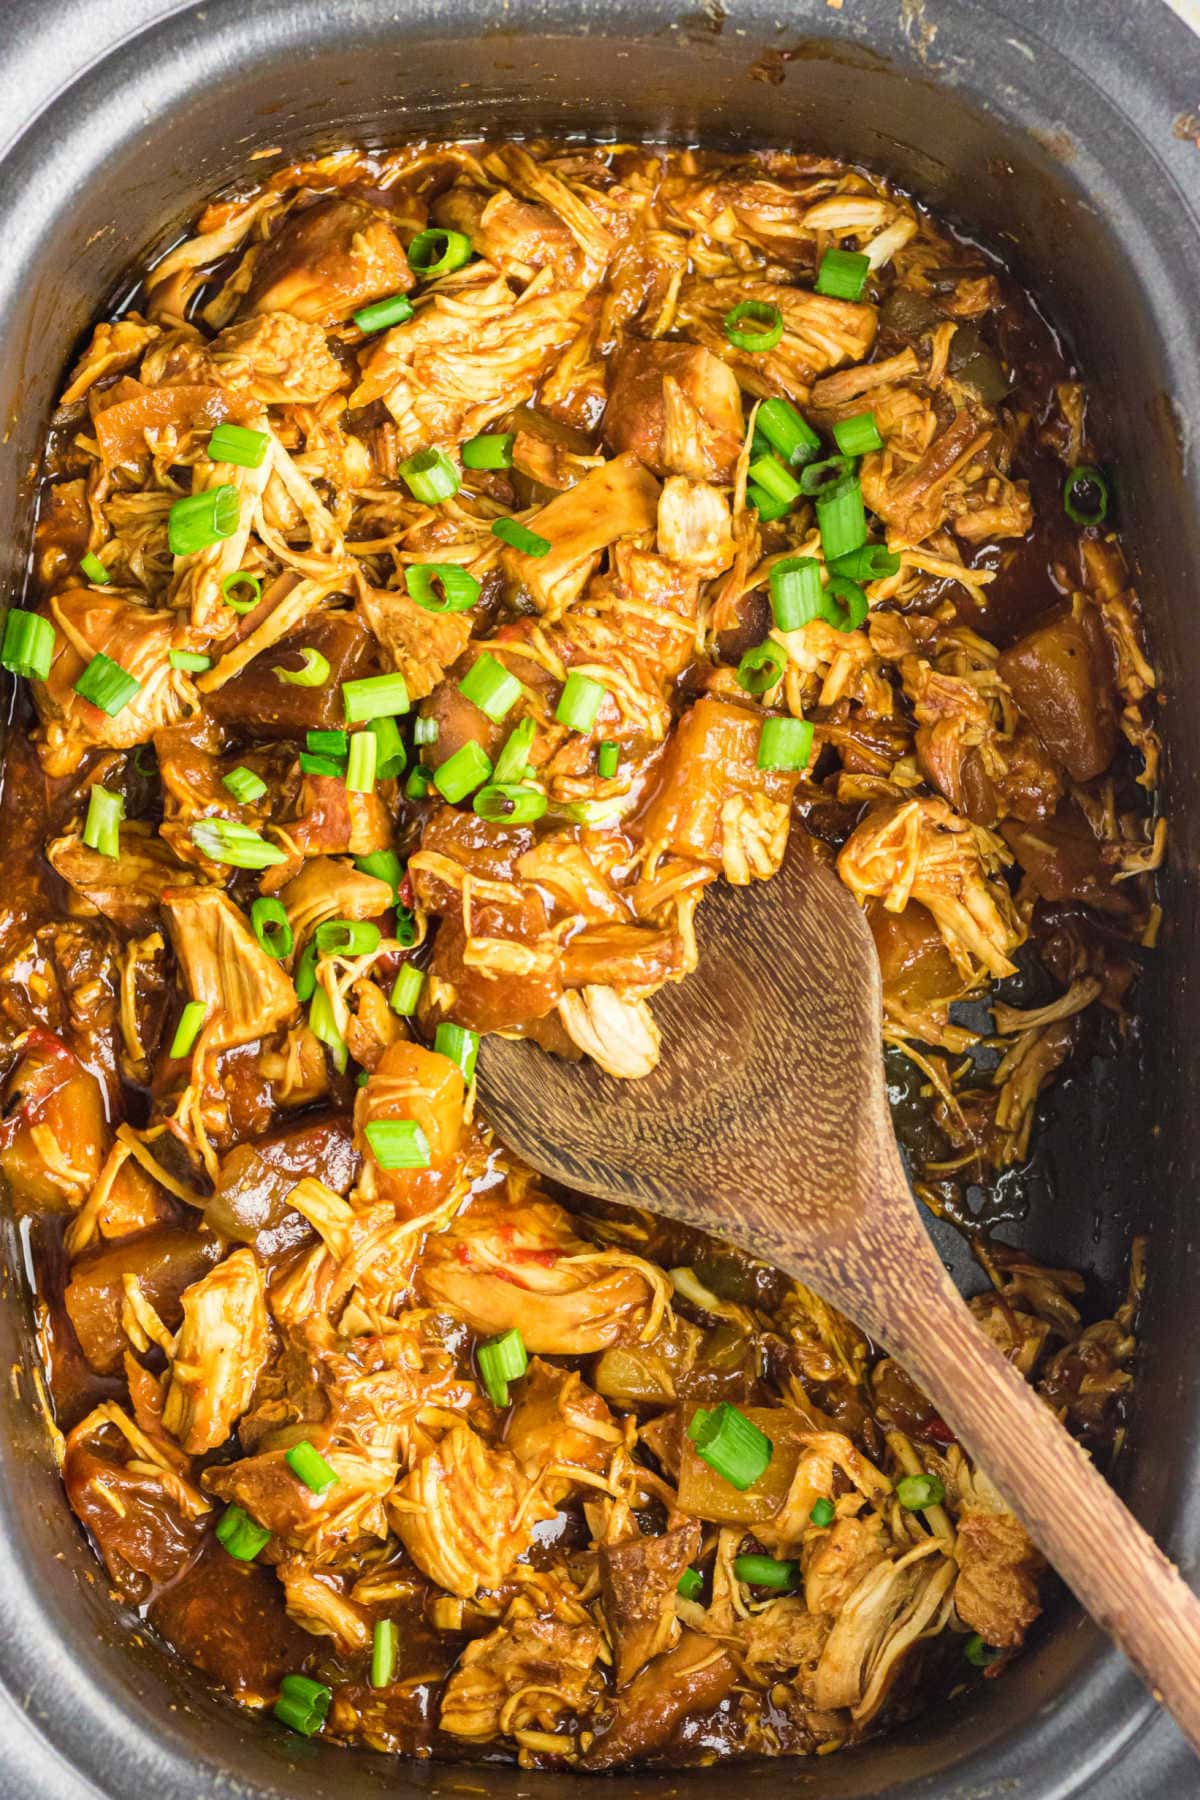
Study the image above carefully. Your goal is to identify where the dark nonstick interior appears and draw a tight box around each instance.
[0,1,1198,1796]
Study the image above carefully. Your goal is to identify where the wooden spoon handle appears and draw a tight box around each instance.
[858,1208,1200,1755]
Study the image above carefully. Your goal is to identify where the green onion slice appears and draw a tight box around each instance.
[343,671,411,723]
[815,247,870,302]
[555,671,606,734]
[354,847,402,899]
[477,1326,527,1407]
[368,714,406,781]
[809,1497,836,1528]
[736,639,787,696]
[799,454,854,497]
[390,963,425,1017]
[407,227,473,278]
[354,293,414,333]
[364,1117,431,1170]
[405,764,434,801]
[1,610,56,681]
[677,1567,704,1602]
[294,939,319,1003]
[462,432,514,470]
[220,570,262,614]
[404,563,480,613]
[597,740,620,779]
[815,473,867,562]
[274,1672,332,1737]
[169,649,211,672]
[832,410,883,457]
[734,1553,798,1589]
[299,752,345,778]
[768,556,823,631]
[459,652,523,724]
[755,397,821,467]
[399,447,460,504]
[190,818,286,869]
[168,483,240,557]
[723,299,784,352]
[434,1020,480,1083]
[688,1402,773,1491]
[80,551,111,585]
[1063,463,1109,526]
[492,717,536,785]
[169,1000,207,1060]
[747,454,802,506]
[345,729,378,795]
[433,740,492,804]
[829,542,901,582]
[83,785,124,858]
[208,422,269,469]
[371,1618,398,1688]
[821,573,869,633]
[307,729,348,758]
[413,715,439,746]
[285,1439,339,1496]
[895,1472,946,1511]
[758,715,814,773]
[251,896,294,960]
[272,647,329,688]
[314,919,382,958]
[215,1503,271,1562]
[309,986,347,1074]
[394,906,417,949]
[74,653,141,716]
[492,516,551,557]
[473,783,548,824]
[748,482,792,524]
[965,1633,1001,1668]
[222,764,267,804]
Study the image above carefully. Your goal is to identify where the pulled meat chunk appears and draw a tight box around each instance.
[440,1614,601,1742]
[604,340,744,481]
[246,198,412,325]
[390,1423,553,1598]
[641,695,798,882]
[162,1248,271,1453]
[599,1519,701,1685]
[162,888,299,1051]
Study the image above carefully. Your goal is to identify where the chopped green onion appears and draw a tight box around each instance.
[433,740,492,803]
[734,1554,798,1589]
[407,227,473,278]
[371,1618,398,1689]
[345,729,378,794]
[476,1327,528,1407]
[965,1633,1001,1668]
[815,247,870,302]
[555,671,606,734]
[169,649,211,672]
[832,410,883,457]
[251,896,293,960]
[747,454,802,506]
[169,1000,207,1059]
[343,671,411,722]
[816,473,867,562]
[413,715,439,746]
[353,293,414,333]
[215,1503,271,1562]
[1063,463,1109,526]
[895,1472,946,1511]
[222,764,267,804]
[168,483,239,556]
[309,988,347,1072]
[390,963,425,1016]
[394,907,417,949]
[756,397,821,468]
[274,1672,332,1737]
[799,454,854,497]
[821,573,869,633]
[723,299,784,352]
[368,714,406,780]
[405,765,434,801]
[768,556,822,631]
[299,752,345,778]
[462,432,514,470]
[83,785,124,858]
[208,422,269,469]
[286,1439,339,1495]
[314,919,382,957]
[493,717,536,785]
[758,716,814,772]
[736,640,787,696]
[354,848,402,899]
[272,647,329,688]
[597,740,620,779]
[190,818,286,869]
[435,1020,480,1083]
[74,653,141,716]
[829,542,901,582]
[748,482,793,524]
[293,939,319,1003]
[492,516,551,557]
[677,1567,704,1602]
[473,783,547,824]
[404,563,480,613]
[364,1117,431,1170]
[399,447,460,504]
[459,652,524,724]
[80,552,111,585]
[355,1070,370,1088]
[688,1402,773,1491]
[1,611,55,681]
[220,570,262,614]
[307,729,348,758]
[809,1497,836,1528]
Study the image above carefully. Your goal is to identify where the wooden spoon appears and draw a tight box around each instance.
[477,845,1200,1753]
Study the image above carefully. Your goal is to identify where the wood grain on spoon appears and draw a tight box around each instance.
[478,845,1200,1756]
